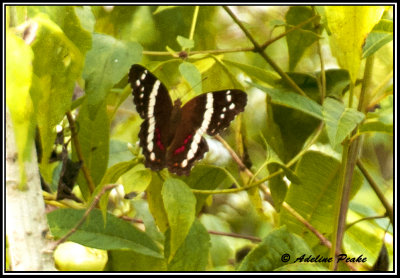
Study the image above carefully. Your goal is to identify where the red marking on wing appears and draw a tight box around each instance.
[183,134,192,145]
[174,134,193,155]
[174,145,185,155]
[155,128,165,150]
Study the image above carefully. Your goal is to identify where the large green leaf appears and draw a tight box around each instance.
[82,33,142,119]
[237,227,316,271]
[47,208,163,258]
[29,14,85,182]
[325,6,385,83]
[146,172,169,232]
[165,220,210,271]
[322,98,365,147]
[280,151,364,248]
[162,178,196,261]
[27,6,92,54]
[74,101,110,200]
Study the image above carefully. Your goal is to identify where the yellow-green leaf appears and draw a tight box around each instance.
[325,6,385,83]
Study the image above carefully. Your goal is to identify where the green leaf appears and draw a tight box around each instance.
[325,6,385,82]
[237,227,314,271]
[344,214,386,269]
[323,69,351,98]
[179,62,202,95]
[6,32,34,188]
[108,250,166,271]
[322,98,365,147]
[222,59,280,87]
[274,263,330,271]
[285,6,319,71]
[74,101,110,200]
[180,165,230,214]
[29,14,85,182]
[162,178,196,261]
[47,208,163,258]
[176,35,195,50]
[146,172,169,232]
[95,159,138,219]
[27,6,92,54]
[200,214,234,267]
[250,82,323,120]
[280,151,364,248]
[363,19,393,58]
[83,33,142,119]
[122,164,152,194]
[165,220,210,271]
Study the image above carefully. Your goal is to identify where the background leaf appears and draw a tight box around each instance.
[83,33,142,119]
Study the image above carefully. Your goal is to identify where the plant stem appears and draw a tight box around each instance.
[331,54,375,270]
[66,111,95,194]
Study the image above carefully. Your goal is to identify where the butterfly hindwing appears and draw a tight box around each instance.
[166,90,247,175]
[129,64,173,171]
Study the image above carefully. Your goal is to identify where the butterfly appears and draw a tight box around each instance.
[128,64,247,176]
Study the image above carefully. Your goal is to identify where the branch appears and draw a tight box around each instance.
[356,160,393,225]
[222,6,307,98]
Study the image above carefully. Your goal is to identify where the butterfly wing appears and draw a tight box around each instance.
[166,90,247,175]
[129,64,173,171]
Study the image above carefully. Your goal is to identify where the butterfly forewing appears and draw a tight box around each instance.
[206,90,247,136]
[129,64,173,171]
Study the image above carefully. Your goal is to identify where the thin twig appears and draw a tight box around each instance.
[49,184,118,251]
[208,230,262,243]
[260,14,320,50]
[222,6,307,98]
[357,160,393,225]
[66,111,95,193]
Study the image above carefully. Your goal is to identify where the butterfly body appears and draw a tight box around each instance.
[129,64,247,175]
